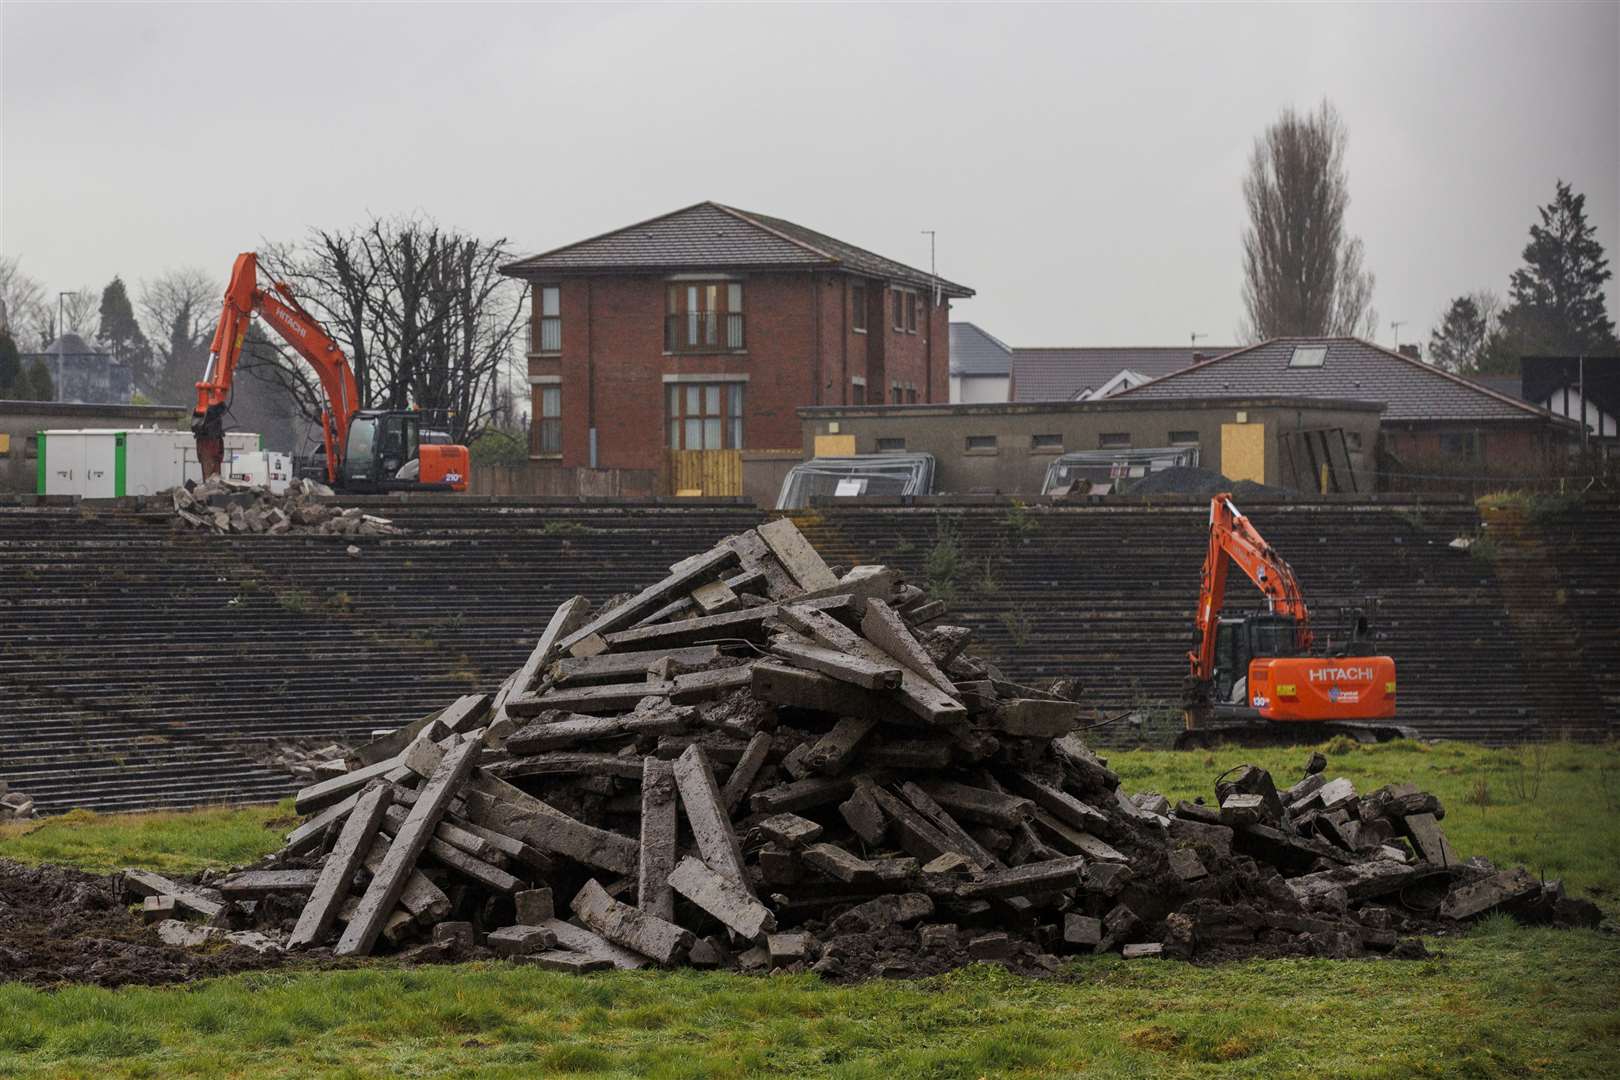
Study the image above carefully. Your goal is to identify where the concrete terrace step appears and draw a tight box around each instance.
[1,498,1616,812]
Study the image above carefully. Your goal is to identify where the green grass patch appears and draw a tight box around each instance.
[0,931,1614,1078]
[0,802,291,876]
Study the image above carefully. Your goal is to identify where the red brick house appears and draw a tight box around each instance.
[500,202,972,493]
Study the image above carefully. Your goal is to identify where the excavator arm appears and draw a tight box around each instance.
[1188,494,1312,682]
[192,252,359,484]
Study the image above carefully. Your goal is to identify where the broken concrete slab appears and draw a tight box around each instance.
[631,756,679,923]
[1441,867,1541,920]
[667,855,777,940]
[573,878,694,966]
[673,743,751,894]
[539,919,650,970]
[290,781,392,949]
[488,924,557,957]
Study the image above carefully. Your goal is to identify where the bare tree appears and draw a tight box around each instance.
[0,255,50,348]
[139,268,220,403]
[1240,100,1377,341]
[256,216,524,443]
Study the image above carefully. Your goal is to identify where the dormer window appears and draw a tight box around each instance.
[1289,345,1327,368]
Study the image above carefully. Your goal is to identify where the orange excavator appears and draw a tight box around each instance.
[192,252,470,493]
[1178,494,1403,747]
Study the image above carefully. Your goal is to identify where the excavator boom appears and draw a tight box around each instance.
[1189,494,1311,682]
[194,253,359,484]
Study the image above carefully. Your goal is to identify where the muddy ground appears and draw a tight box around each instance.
[0,859,290,989]
[0,849,1446,990]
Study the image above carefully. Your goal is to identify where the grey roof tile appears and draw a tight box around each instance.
[1010,346,1235,401]
[949,322,1012,376]
[1115,337,1558,423]
[503,202,972,296]
[1469,375,1524,401]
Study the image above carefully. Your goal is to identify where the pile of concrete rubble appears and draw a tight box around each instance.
[123,520,1601,977]
[169,477,401,537]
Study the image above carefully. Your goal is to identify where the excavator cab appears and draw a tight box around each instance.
[1212,614,1304,705]
[343,411,418,486]
[339,410,467,492]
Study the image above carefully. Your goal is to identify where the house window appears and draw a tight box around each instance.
[906,292,919,333]
[666,282,744,352]
[852,284,867,333]
[893,289,905,331]
[852,382,867,406]
[666,382,744,450]
[966,435,997,451]
[876,437,906,452]
[533,286,561,353]
[908,387,919,404]
[891,382,903,403]
[1099,432,1131,449]
[24,435,39,460]
[1032,434,1063,450]
[1289,345,1327,368]
[1168,430,1199,446]
[536,386,562,455]
[1438,431,1481,460]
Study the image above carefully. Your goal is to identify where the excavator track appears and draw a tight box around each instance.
[1174,719,1416,750]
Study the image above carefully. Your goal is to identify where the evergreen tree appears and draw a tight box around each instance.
[18,357,54,401]
[0,329,20,396]
[1485,180,1618,373]
[1427,293,1498,374]
[96,276,154,388]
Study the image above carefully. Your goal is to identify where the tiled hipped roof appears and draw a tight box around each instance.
[502,202,973,297]
[1115,337,1564,424]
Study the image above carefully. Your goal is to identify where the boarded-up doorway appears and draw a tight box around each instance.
[666,449,742,496]
[1220,422,1266,484]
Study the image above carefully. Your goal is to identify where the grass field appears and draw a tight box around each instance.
[2,740,1617,1079]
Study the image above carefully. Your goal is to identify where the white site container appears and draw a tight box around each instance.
[225,449,292,494]
[37,428,264,497]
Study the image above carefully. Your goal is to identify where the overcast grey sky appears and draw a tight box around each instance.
[3,1,1616,349]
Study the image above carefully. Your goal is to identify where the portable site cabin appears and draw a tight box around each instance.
[1040,446,1200,496]
[36,429,262,498]
[776,453,936,509]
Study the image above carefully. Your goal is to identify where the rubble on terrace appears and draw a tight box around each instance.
[1,780,37,820]
[117,520,1602,978]
[169,477,402,537]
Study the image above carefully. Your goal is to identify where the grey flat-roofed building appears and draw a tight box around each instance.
[799,395,1384,495]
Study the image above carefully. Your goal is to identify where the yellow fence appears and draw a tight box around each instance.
[666,450,743,496]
